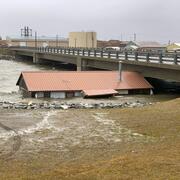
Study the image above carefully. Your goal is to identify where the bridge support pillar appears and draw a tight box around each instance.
[33,53,40,64]
[76,56,87,71]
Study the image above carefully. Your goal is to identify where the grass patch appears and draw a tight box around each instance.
[0,98,179,179]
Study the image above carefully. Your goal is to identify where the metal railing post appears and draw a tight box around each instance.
[101,51,103,58]
[146,53,150,62]
[135,51,138,61]
[174,53,177,64]
[159,53,162,63]
[116,51,119,59]
[108,52,111,58]
[125,51,128,60]
[94,50,96,57]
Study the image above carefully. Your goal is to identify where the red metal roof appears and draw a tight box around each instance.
[83,89,118,97]
[17,71,153,92]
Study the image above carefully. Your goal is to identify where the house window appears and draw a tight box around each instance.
[66,92,74,98]
[44,92,50,98]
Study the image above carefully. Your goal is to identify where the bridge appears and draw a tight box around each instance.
[10,46,180,82]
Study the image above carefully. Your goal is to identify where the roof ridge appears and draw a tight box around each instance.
[22,71,119,73]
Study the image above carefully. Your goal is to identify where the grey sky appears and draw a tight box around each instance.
[0,0,180,43]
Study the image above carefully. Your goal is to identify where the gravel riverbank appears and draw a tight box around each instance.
[0,100,153,110]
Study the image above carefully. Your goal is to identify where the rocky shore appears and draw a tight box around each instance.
[0,100,153,110]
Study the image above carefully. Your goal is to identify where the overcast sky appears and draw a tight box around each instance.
[0,0,180,43]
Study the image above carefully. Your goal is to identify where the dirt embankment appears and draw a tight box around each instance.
[0,98,179,179]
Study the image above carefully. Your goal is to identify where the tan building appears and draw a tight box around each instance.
[6,37,68,48]
[0,40,8,47]
[69,32,97,48]
[166,43,180,52]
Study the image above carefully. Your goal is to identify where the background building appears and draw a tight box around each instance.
[125,41,166,52]
[97,40,129,50]
[6,26,68,48]
[166,43,180,52]
[69,32,97,48]
[6,36,68,48]
[0,40,8,47]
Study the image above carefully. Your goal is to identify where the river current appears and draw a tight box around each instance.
[0,59,64,101]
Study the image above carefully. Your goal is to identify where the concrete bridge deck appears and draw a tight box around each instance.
[10,47,180,82]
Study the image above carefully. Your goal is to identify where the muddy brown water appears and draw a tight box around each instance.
[0,109,155,162]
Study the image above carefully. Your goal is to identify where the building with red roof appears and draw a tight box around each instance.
[16,71,153,98]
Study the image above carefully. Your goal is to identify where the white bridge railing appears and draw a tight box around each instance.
[12,46,180,65]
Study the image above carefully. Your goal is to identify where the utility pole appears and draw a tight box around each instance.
[133,33,137,41]
[56,34,58,47]
[35,31,37,49]
[21,26,32,37]
[120,34,123,41]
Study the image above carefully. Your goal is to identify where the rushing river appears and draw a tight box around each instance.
[0,59,66,101]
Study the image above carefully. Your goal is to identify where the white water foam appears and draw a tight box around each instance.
[92,113,145,142]
[0,111,62,141]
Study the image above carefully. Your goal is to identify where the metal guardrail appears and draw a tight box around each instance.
[11,46,180,65]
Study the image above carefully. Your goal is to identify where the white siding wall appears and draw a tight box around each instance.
[50,92,66,99]
[35,92,44,98]
[20,42,27,47]
[118,90,129,95]
[74,92,82,97]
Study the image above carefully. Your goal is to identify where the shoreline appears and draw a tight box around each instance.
[0,100,153,110]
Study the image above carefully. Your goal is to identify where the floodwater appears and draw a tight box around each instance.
[0,59,179,162]
[0,59,66,101]
[0,109,155,162]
